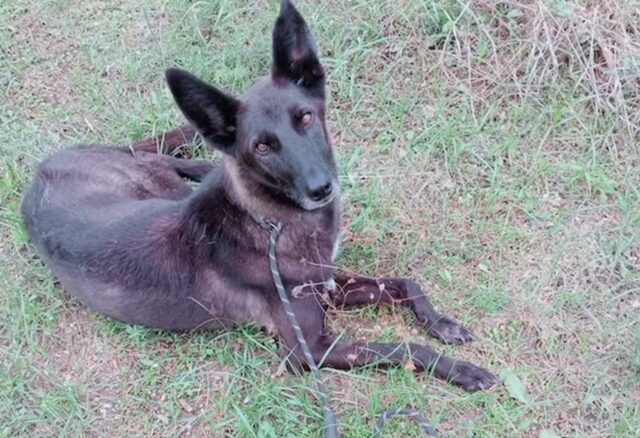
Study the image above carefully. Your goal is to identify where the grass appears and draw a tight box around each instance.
[1,0,639,436]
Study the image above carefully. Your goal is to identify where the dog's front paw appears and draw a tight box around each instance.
[446,361,497,392]
[425,315,473,345]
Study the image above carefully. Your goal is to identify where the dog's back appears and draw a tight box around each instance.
[22,146,192,262]
[22,146,202,320]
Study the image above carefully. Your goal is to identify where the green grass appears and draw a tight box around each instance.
[1,0,639,436]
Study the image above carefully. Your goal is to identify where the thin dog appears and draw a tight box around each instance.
[21,0,496,392]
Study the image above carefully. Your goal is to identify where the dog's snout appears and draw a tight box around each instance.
[308,181,333,202]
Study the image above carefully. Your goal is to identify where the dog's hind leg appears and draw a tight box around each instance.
[331,275,473,345]
[132,123,199,154]
[165,156,215,182]
[129,123,214,182]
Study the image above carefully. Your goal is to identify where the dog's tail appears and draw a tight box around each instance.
[131,123,198,155]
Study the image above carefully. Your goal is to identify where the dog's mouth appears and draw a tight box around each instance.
[250,170,338,212]
[295,184,338,211]
[299,195,335,210]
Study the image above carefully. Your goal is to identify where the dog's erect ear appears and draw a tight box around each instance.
[165,68,240,151]
[272,0,325,96]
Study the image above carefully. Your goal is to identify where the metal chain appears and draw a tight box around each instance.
[264,220,339,438]
[373,408,436,437]
[261,219,435,438]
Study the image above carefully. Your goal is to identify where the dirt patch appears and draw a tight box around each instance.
[126,9,171,49]
[34,308,122,433]
[37,306,231,436]
[6,8,84,125]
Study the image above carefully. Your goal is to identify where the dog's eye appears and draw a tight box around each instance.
[300,111,313,127]
[255,142,270,154]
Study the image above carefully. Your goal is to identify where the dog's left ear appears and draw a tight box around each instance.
[272,0,325,97]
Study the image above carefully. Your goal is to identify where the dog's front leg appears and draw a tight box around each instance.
[331,274,472,345]
[273,292,496,391]
[316,340,495,391]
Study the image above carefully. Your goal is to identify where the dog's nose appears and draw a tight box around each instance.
[308,181,333,202]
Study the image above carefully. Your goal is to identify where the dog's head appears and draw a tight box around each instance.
[167,0,337,211]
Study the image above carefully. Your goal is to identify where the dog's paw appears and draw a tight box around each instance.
[446,361,497,392]
[425,316,473,345]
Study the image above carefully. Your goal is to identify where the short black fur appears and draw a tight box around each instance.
[21,0,496,391]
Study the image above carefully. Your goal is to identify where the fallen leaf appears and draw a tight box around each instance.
[178,398,193,413]
[273,360,288,378]
[404,359,416,372]
[500,368,529,404]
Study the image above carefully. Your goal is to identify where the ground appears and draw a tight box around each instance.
[1,0,639,436]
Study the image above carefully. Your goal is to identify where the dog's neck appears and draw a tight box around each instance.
[222,156,312,224]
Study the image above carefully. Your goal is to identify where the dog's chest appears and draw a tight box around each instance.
[208,201,340,291]
[293,202,337,248]
[277,221,337,279]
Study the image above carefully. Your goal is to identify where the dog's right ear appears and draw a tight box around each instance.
[272,0,324,97]
[165,68,240,151]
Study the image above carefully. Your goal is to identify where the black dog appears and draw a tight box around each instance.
[21,0,496,391]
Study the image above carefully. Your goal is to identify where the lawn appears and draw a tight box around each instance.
[1,0,639,436]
